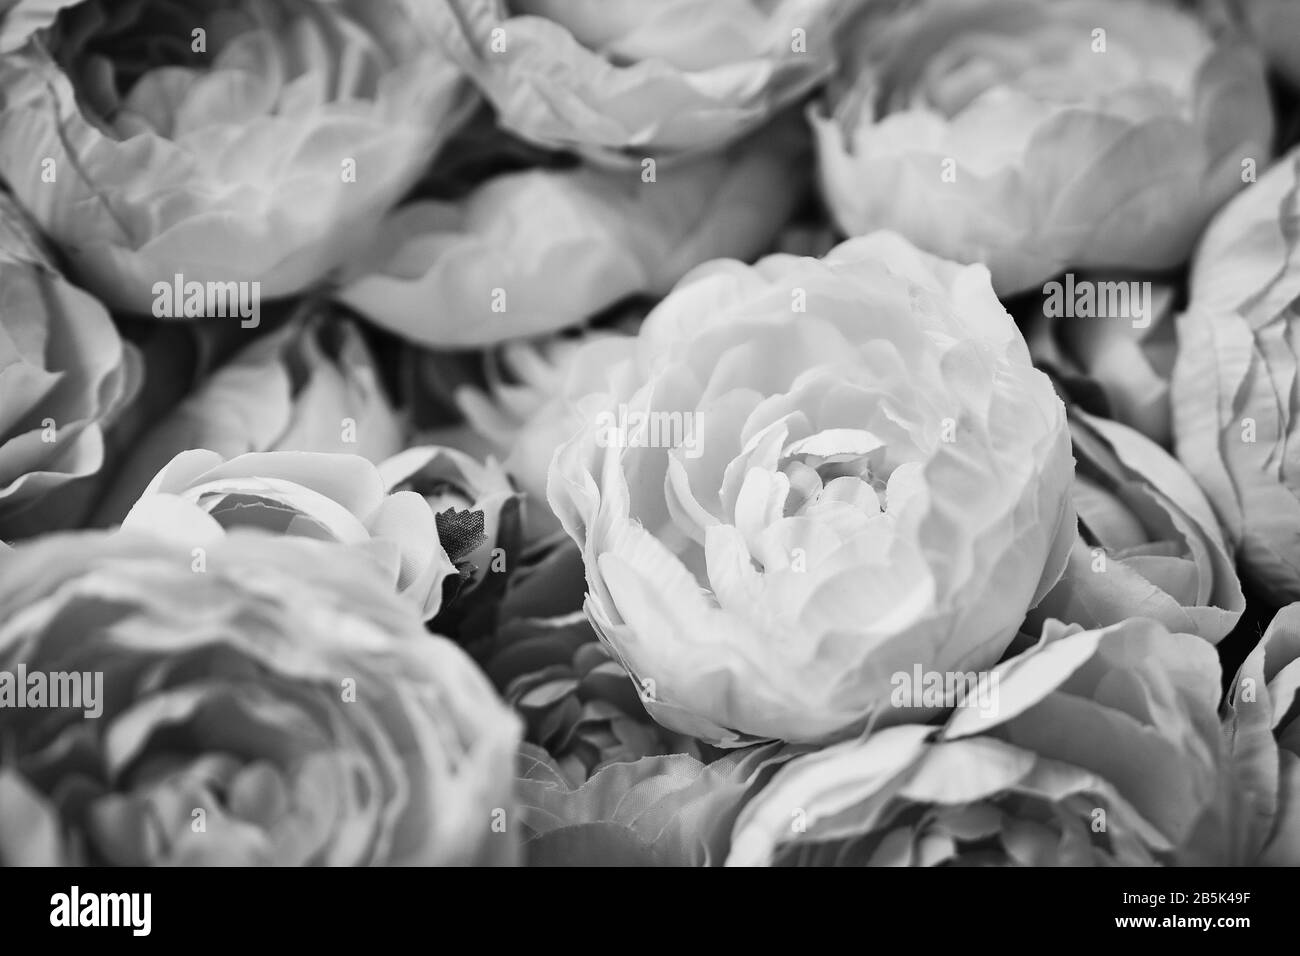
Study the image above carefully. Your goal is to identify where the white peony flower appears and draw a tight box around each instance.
[812,0,1272,294]
[548,232,1075,746]
[0,0,474,313]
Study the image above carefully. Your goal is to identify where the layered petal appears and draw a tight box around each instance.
[548,232,1075,746]
[94,309,403,524]
[119,450,457,620]
[813,0,1272,294]
[0,190,139,540]
[336,115,811,346]
[0,530,521,865]
[1029,410,1243,643]
[728,618,1258,866]
[419,0,851,161]
[1172,146,1300,600]
[0,0,475,313]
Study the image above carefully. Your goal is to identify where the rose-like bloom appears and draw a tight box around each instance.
[379,443,520,595]
[119,449,460,621]
[548,232,1075,746]
[0,531,520,865]
[417,0,850,162]
[728,617,1265,866]
[1026,277,1177,447]
[93,311,403,524]
[1172,146,1300,601]
[0,0,473,313]
[336,115,810,347]
[1225,602,1300,866]
[470,536,703,787]
[0,190,139,540]
[1027,409,1243,643]
[517,740,796,866]
[812,0,1273,295]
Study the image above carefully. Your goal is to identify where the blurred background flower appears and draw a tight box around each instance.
[0,190,139,541]
[0,0,474,312]
[728,618,1268,866]
[336,114,811,347]
[813,0,1273,294]
[515,740,797,866]
[437,312,643,538]
[1172,145,1300,603]
[1027,409,1243,644]
[1235,0,1300,91]
[1026,277,1178,448]
[549,233,1075,746]
[419,0,852,162]
[0,531,521,866]
[93,307,403,524]
[118,449,461,620]
[1225,602,1300,865]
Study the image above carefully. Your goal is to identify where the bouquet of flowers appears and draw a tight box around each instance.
[1,0,1297,868]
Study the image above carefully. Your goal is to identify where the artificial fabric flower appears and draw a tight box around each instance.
[1224,602,1300,865]
[93,310,403,523]
[418,0,852,162]
[548,232,1075,746]
[118,449,461,621]
[812,0,1273,294]
[0,0,474,313]
[1172,145,1300,601]
[1027,409,1243,643]
[1026,277,1177,448]
[0,531,521,866]
[728,617,1267,866]
[336,115,811,347]
[0,190,138,540]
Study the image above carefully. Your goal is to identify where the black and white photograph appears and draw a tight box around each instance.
[0,0,1296,910]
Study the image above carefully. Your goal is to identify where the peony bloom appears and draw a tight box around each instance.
[0,531,520,866]
[119,449,461,621]
[516,740,797,866]
[1026,276,1177,448]
[812,0,1273,295]
[1027,409,1243,644]
[0,0,473,314]
[378,443,520,595]
[93,311,403,524]
[1225,603,1300,866]
[0,190,139,540]
[336,116,810,347]
[417,0,850,162]
[1172,146,1300,601]
[728,618,1265,866]
[548,232,1075,746]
